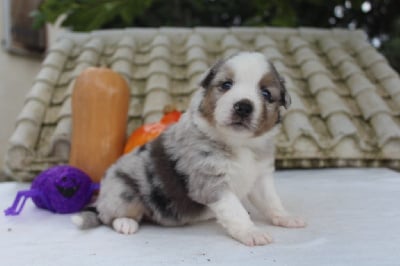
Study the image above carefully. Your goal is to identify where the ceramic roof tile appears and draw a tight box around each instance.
[381,77,400,98]
[356,90,391,120]
[110,45,134,62]
[316,90,352,118]
[142,90,171,123]
[293,47,319,65]
[348,37,371,52]
[326,48,351,67]
[77,50,101,65]
[188,74,202,93]
[64,80,75,99]
[222,48,240,58]
[186,47,207,62]
[265,27,298,40]
[58,71,74,87]
[151,35,171,47]
[287,36,308,52]
[369,62,399,80]
[145,74,170,93]
[254,35,277,49]
[338,61,363,80]
[71,62,95,79]
[346,74,375,96]
[370,113,400,148]
[272,61,291,77]
[159,27,192,38]
[326,113,358,141]
[25,82,53,104]
[282,112,322,150]
[48,118,71,160]
[319,38,341,53]
[230,27,264,41]
[42,52,68,70]
[300,60,329,78]
[35,67,61,85]
[392,94,400,110]
[83,38,105,53]
[221,34,242,49]
[282,75,297,92]
[5,27,400,180]
[194,27,227,39]
[148,59,170,76]
[308,74,335,94]
[128,98,144,118]
[124,28,158,42]
[51,83,71,105]
[118,36,136,49]
[7,122,37,170]
[187,60,208,78]
[149,46,170,61]
[259,47,284,61]
[111,60,132,79]
[286,91,308,114]
[186,34,206,48]
[43,105,60,124]
[299,27,332,37]
[16,100,46,126]
[48,38,75,55]
[358,49,386,67]
[57,98,72,121]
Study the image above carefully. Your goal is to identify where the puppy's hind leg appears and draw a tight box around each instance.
[96,169,146,235]
[112,217,139,235]
[98,194,146,235]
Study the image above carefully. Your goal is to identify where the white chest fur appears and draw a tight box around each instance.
[226,147,264,198]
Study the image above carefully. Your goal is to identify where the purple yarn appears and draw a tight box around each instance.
[5,165,99,215]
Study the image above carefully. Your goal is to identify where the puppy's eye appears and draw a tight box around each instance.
[220,81,233,91]
[261,86,274,103]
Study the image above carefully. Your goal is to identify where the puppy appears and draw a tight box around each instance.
[72,51,306,246]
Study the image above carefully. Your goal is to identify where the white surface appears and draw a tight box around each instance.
[1,168,400,266]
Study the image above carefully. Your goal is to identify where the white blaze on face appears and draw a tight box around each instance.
[213,52,271,136]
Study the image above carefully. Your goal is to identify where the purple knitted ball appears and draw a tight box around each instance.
[31,165,95,214]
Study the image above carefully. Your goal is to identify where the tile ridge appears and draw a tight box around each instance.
[47,118,71,160]
[370,113,400,148]
[110,37,136,80]
[279,111,328,151]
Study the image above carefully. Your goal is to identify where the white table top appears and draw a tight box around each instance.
[1,168,399,266]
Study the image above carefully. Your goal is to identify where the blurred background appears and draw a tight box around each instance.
[1,0,399,174]
[3,0,400,71]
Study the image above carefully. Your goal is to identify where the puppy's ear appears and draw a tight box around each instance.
[278,75,291,109]
[268,60,291,109]
[199,59,224,89]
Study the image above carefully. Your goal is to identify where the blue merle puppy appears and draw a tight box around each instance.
[72,52,306,246]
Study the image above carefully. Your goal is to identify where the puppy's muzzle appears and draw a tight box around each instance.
[233,99,253,118]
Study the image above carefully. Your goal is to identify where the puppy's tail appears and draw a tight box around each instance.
[71,207,102,229]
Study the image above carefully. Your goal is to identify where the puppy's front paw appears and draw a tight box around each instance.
[112,217,139,234]
[231,228,273,246]
[271,215,306,228]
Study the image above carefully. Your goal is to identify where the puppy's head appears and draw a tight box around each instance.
[198,52,291,138]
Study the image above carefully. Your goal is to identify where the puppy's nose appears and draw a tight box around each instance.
[234,100,253,118]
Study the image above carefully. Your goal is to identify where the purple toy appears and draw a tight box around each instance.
[4,165,99,215]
